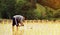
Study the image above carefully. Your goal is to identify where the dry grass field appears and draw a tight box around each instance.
[0,20,60,35]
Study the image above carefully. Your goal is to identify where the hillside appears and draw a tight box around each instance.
[37,0,60,9]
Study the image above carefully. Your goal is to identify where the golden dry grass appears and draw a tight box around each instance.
[0,21,60,35]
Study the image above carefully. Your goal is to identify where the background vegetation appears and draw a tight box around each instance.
[0,0,60,20]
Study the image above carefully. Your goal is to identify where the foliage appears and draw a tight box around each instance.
[0,0,15,19]
[15,0,37,20]
[37,0,60,9]
[0,0,60,20]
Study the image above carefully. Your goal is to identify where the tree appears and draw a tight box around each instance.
[53,9,60,18]
[37,0,60,10]
[45,6,54,20]
[0,0,16,19]
[15,0,37,20]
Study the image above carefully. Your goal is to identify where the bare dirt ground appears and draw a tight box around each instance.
[0,21,60,35]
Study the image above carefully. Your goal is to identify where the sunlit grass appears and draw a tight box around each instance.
[0,21,60,35]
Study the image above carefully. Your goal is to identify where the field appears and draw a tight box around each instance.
[0,20,60,35]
